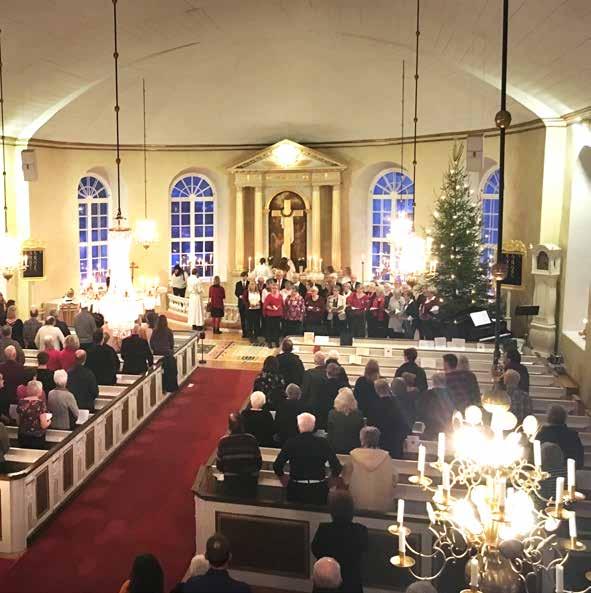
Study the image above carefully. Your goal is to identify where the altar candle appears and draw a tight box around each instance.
[442,463,451,494]
[555,477,564,512]
[417,444,426,475]
[398,530,406,555]
[319,258,323,271]
[248,256,252,272]
[437,432,445,465]
[569,513,577,539]
[498,477,507,509]
[567,458,576,491]
[397,499,405,526]
[533,439,541,469]
[555,564,564,593]
[469,558,479,587]
[307,256,311,269]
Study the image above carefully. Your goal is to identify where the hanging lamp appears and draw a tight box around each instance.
[99,0,139,337]
[134,78,157,249]
[0,29,27,282]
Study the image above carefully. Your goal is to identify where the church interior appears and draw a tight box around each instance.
[0,1,590,592]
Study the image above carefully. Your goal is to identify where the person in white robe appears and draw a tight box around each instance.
[186,269,204,330]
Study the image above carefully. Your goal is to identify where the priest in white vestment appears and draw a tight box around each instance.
[186,270,204,330]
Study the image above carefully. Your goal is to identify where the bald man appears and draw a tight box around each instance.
[0,345,28,415]
[312,557,342,592]
[0,326,25,365]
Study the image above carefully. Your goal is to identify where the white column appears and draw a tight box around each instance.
[254,185,263,260]
[331,184,341,271]
[312,184,321,268]
[235,186,244,271]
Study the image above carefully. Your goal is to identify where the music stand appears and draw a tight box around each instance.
[515,305,539,350]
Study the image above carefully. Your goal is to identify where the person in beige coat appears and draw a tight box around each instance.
[343,426,398,512]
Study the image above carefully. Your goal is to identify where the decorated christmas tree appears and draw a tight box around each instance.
[429,143,489,318]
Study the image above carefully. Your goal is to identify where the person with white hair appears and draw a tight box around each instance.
[17,380,51,449]
[302,350,328,407]
[312,557,342,592]
[344,426,398,512]
[34,316,65,350]
[274,383,304,445]
[273,412,342,505]
[48,369,79,430]
[0,325,25,364]
[327,388,364,454]
[42,335,62,371]
[241,391,275,447]
[59,334,81,372]
[504,368,532,423]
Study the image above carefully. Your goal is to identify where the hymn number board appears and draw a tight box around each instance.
[500,240,527,290]
[22,248,45,280]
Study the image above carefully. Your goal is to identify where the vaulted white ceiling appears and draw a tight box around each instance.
[2,0,590,145]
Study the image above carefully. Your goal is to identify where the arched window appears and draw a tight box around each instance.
[370,170,414,278]
[78,175,110,284]
[170,174,215,278]
[480,168,500,266]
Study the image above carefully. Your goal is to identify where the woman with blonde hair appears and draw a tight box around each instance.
[5,305,24,348]
[327,387,365,454]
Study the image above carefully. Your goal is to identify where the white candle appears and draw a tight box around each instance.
[426,502,436,523]
[555,564,564,593]
[442,463,451,494]
[319,258,323,271]
[469,557,479,587]
[397,499,405,526]
[533,439,541,469]
[437,432,445,465]
[569,513,577,539]
[248,256,252,272]
[417,444,426,475]
[398,530,406,555]
[555,477,564,512]
[567,458,576,491]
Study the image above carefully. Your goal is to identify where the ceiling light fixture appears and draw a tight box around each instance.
[272,141,302,169]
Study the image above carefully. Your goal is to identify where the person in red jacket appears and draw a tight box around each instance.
[208,276,226,335]
[263,282,284,348]
[368,285,386,338]
[346,285,369,338]
[304,286,326,335]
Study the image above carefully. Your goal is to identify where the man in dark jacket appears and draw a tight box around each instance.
[538,405,585,469]
[273,412,342,505]
[49,309,71,338]
[312,490,368,593]
[22,308,43,349]
[67,350,99,412]
[85,329,120,385]
[504,348,530,393]
[120,326,153,374]
[301,350,328,407]
[394,348,428,393]
[276,338,305,387]
[274,383,305,446]
[234,271,249,336]
[180,533,251,593]
[0,346,28,415]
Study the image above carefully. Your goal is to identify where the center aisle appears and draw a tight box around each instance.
[1,367,257,593]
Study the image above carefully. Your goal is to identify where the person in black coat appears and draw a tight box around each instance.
[121,325,154,375]
[538,405,585,469]
[354,359,380,418]
[85,329,120,385]
[394,348,428,393]
[66,350,99,412]
[274,383,305,446]
[178,533,251,593]
[313,362,347,431]
[276,338,305,387]
[301,351,328,408]
[241,391,275,447]
[312,490,368,593]
[503,348,530,393]
[234,271,249,336]
[368,379,410,459]
[48,309,71,338]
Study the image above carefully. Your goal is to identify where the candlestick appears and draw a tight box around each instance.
[437,432,445,465]
[248,256,252,273]
[556,564,564,593]
[399,530,405,555]
[470,557,479,587]
[569,513,577,539]
[533,439,541,470]
[319,258,323,272]
[555,477,564,513]
[418,444,426,475]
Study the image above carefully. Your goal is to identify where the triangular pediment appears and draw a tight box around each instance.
[229,139,346,172]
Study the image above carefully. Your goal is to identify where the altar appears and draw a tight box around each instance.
[229,139,346,274]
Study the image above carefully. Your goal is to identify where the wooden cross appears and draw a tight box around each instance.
[130,261,139,282]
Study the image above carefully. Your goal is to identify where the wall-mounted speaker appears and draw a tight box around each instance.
[21,149,38,181]
[466,135,483,173]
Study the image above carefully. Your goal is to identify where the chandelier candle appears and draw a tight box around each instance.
[437,432,445,466]
[533,439,541,470]
[397,499,404,526]
[555,477,565,514]
[556,564,564,593]
[567,458,576,495]
[470,557,479,587]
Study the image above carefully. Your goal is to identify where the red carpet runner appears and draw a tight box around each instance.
[1,368,257,593]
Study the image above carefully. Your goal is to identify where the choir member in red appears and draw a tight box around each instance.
[304,286,326,335]
[263,282,284,348]
[418,287,441,339]
[346,284,369,338]
[208,276,226,334]
[368,285,387,338]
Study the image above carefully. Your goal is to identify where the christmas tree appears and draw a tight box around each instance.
[429,143,489,318]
